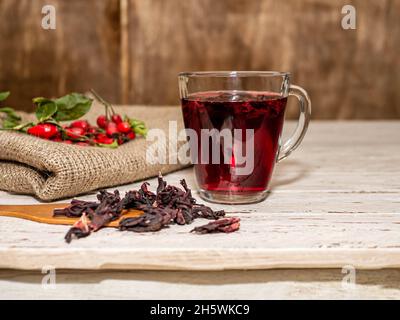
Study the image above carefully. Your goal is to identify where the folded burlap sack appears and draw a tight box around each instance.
[0,105,187,201]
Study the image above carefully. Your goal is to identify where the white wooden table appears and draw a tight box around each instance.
[0,121,399,299]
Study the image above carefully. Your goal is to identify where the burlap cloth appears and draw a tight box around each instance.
[0,104,187,201]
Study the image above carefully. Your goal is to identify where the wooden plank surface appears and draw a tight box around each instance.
[1,269,400,299]
[0,121,399,271]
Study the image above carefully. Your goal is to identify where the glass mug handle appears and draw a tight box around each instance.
[278,84,311,162]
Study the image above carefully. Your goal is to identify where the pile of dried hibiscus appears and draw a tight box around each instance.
[54,175,240,243]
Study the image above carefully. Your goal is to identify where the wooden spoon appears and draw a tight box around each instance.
[0,204,143,227]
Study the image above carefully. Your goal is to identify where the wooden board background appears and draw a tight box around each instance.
[0,0,399,119]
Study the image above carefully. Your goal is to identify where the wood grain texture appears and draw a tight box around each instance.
[1,269,400,299]
[0,121,399,271]
[0,0,121,111]
[0,0,399,118]
[125,0,400,119]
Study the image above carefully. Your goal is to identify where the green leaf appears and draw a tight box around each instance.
[133,125,147,137]
[0,107,14,114]
[97,140,119,149]
[54,93,89,110]
[2,118,19,129]
[33,97,53,105]
[0,91,10,102]
[0,106,22,129]
[12,122,33,132]
[128,118,148,137]
[35,101,57,122]
[0,107,21,121]
[0,122,33,132]
[32,93,93,122]
[54,93,93,121]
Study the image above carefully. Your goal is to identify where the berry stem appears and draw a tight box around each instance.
[90,89,116,117]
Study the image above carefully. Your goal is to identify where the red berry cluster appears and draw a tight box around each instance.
[26,117,136,147]
[96,115,136,145]
[24,90,146,148]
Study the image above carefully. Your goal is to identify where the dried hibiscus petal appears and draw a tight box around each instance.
[191,204,225,220]
[56,173,231,243]
[65,213,91,243]
[53,199,98,218]
[190,217,241,234]
[119,211,165,232]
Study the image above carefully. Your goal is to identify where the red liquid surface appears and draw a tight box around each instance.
[181,91,287,193]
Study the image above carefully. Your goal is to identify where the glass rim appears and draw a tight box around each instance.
[178,71,290,78]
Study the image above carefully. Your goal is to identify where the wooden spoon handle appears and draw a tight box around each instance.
[0,204,142,227]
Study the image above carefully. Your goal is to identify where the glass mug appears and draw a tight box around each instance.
[178,71,311,204]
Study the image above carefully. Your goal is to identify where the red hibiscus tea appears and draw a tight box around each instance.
[181,90,287,200]
[179,71,310,204]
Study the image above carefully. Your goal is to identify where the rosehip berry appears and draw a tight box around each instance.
[51,131,62,140]
[111,114,123,124]
[87,127,96,134]
[97,115,108,129]
[95,133,107,140]
[96,136,114,145]
[117,121,131,133]
[126,131,136,140]
[71,120,89,131]
[95,133,111,144]
[106,122,118,136]
[65,127,85,139]
[27,124,59,139]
